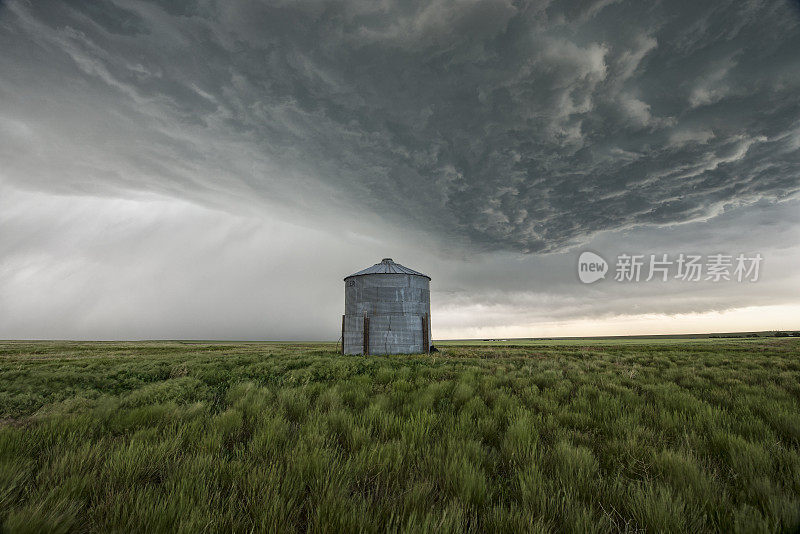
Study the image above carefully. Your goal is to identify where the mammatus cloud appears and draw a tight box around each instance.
[2,0,799,253]
[1,1,800,340]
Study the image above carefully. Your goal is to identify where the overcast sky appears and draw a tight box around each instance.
[1,0,799,340]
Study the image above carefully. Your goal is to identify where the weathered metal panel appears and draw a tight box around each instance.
[343,259,431,355]
[343,315,365,355]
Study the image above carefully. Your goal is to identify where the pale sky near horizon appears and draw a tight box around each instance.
[1,0,799,340]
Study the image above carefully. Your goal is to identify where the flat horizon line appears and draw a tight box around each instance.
[1,329,798,344]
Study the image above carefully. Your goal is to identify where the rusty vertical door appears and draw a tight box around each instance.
[421,314,429,354]
[363,314,370,355]
[426,313,430,353]
[341,315,345,355]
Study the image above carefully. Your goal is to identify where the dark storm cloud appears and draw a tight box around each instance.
[2,0,800,253]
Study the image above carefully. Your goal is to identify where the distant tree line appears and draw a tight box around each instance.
[708,332,800,338]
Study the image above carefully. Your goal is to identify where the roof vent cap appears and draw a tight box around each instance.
[381,258,393,263]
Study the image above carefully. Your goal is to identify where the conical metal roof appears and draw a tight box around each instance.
[344,258,431,280]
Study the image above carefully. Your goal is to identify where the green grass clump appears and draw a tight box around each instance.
[0,339,799,532]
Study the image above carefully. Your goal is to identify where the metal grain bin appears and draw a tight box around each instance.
[342,258,431,355]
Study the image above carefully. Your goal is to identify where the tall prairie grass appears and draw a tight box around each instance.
[0,340,798,532]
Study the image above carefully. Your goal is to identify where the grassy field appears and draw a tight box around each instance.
[1,340,799,533]
[437,332,798,346]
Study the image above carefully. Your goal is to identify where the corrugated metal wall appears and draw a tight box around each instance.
[343,273,431,355]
